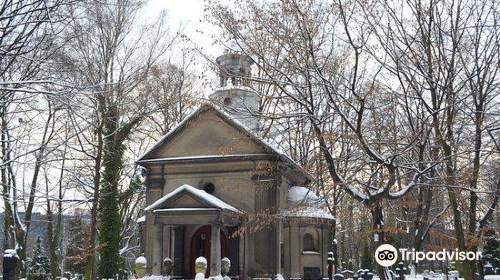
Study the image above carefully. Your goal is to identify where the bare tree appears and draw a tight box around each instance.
[360,0,499,277]
[57,0,186,277]
[207,0,499,278]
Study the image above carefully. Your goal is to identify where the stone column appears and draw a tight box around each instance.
[173,226,185,277]
[210,224,222,277]
[290,224,300,278]
[153,223,163,275]
[275,218,282,275]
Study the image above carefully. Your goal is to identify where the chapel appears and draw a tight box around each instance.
[137,50,334,280]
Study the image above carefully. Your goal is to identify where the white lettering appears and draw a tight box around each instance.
[415,252,425,263]
[436,250,446,261]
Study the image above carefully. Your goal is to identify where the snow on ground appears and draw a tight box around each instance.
[138,276,166,280]
[405,275,464,280]
[485,276,500,280]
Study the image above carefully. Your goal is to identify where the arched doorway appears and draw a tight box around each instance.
[190,225,227,278]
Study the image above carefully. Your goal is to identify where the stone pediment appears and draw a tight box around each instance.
[138,104,268,160]
[144,184,240,213]
[137,103,312,184]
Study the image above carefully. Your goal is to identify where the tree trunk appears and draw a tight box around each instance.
[84,122,103,280]
[371,204,392,280]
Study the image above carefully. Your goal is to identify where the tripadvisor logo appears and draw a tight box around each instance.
[375,244,482,267]
[375,244,398,267]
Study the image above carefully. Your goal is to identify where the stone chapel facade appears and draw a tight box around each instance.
[137,51,334,280]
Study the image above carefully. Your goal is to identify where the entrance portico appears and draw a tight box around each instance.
[145,184,241,277]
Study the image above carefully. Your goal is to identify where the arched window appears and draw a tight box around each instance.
[303,233,317,252]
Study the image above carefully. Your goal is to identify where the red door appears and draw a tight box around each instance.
[190,225,227,278]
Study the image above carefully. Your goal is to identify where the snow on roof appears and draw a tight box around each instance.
[153,208,220,212]
[136,103,311,181]
[136,215,146,223]
[144,184,240,213]
[138,154,273,164]
[137,105,204,162]
[282,205,334,220]
[214,105,304,169]
[286,186,320,204]
[283,186,333,220]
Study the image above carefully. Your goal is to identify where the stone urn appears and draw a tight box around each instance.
[221,257,231,280]
[135,255,147,278]
[195,256,208,280]
[162,257,174,276]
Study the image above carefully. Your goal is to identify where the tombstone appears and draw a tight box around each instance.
[195,256,208,280]
[333,274,343,280]
[394,262,406,280]
[162,257,174,277]
[341,270,353,279]
[352,274,358,280]
[221,257,231,280]
[484,262,494,275]
[304,267,321,280]
[327,252,334,280]
[363,271,373,280]
[496,267,500,275]
[3,249,18,280]
[448,270,459,279]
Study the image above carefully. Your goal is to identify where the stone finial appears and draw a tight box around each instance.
[135,255,147,278]
[162,257,173,276]
[221,257,231,280]
[195,256,208,280]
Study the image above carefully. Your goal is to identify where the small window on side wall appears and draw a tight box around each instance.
[303,233,317,252]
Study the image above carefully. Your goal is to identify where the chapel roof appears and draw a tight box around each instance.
[137,103,312,182]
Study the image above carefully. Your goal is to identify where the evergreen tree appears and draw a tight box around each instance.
[347,260,355,271]
[27,237,51,280]
[360,243,373,270]
[483,229,500,268]
[97,171,123,279]
[65,215,89,275]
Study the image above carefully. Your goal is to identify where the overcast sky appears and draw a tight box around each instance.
[146,0,224,61]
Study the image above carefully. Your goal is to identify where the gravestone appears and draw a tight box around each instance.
[341,270,353,279]
[327,252,334,280]
[3,249,18,280]
[395,262,406,280]
[484,263,494,275]
[333,274,343,280]
[354,269,373,280]
[304,267,322,280]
